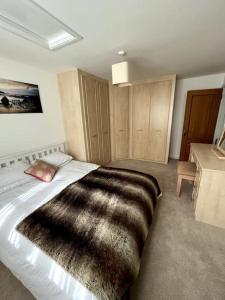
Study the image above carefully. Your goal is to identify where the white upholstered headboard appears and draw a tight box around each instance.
[0,143,65,169]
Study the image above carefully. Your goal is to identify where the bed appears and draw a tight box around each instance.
[0,143,161,300]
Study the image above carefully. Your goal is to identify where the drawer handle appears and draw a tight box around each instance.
[137,129,143,132]
[119,129,125,132]
[104,131,108,134]
[92,134,97,138]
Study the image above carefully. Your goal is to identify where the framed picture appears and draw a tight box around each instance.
[0,78,43,114]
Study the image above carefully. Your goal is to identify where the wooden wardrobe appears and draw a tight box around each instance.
[58,69,111,165]
[109,85,130,160]
[109,75,176,163]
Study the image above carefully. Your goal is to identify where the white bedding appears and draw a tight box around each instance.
[0,160,99,300]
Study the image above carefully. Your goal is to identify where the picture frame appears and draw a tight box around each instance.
[0,78,43,114]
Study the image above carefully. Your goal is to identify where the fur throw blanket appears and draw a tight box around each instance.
[17,167,161,300]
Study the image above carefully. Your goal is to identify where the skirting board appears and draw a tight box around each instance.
[169,154,180,160]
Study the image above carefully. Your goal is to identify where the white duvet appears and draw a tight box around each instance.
[0,160,99,300]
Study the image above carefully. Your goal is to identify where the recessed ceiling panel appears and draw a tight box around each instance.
[0,0,82,50]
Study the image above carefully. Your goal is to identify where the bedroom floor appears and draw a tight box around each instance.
[1,159,225,300]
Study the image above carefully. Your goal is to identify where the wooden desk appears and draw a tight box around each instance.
[189,143,225,229]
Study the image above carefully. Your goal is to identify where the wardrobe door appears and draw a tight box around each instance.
[81,75,101,164]
[109,84,129,160]
[98,81,111,164]
[58,70,87,161]
[148,80,172,162]
[130,84,151,160]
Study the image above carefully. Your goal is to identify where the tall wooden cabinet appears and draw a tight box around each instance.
[58,69,111,165]
[109,84,130,160]
[130,84,151,160]
[109,75,176,163]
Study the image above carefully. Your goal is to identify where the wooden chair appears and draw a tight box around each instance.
[176,161,196,197]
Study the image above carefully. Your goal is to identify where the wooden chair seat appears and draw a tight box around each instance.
[176,161,196,196]
[177,161,196,177]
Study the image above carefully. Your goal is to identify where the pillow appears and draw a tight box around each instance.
[0,161,32,194]
[25,160,58,182]
[41,152,73,167]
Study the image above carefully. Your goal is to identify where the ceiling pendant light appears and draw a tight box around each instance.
[112,50,133,87]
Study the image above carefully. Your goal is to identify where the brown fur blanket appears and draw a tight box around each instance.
[17,166,161,300]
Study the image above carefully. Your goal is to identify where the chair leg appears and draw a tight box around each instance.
[176,175,182,197]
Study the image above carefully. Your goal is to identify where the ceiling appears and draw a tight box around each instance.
[0,0,225,80]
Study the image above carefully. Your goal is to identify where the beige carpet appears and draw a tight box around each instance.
[0,159,225,300]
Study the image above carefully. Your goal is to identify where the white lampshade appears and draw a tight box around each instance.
[112,61,132,85]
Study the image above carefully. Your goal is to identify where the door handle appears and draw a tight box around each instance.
[183,129,187,136]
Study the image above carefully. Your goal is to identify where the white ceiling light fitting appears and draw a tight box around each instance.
[112,50,133,87]
[0,0,83,50]
[117,50,126,56]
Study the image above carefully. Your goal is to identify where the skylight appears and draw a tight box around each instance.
[0,0,82,50]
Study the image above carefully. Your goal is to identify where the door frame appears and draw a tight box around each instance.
[180,88,223,161]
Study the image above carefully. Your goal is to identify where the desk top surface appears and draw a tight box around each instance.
[191,143,225,173]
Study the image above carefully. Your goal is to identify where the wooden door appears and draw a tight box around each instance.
[81,75,101,164]
[130,84,151,159]
[148,80,172,162]
[109,84,129,160]
[180,89,222,161]
[98,81,111,164]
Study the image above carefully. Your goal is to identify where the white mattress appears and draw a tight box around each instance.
[0,160,99,300]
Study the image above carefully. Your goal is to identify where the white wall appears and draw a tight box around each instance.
[0,57,65,156]
[170,73,225,159]
[214,88,225,144]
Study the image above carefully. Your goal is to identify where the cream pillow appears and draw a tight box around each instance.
[41,152,73,167]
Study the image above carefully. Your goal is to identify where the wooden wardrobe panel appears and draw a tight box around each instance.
[81,75,101,164]
[114,88,129,160]
[148,80,172,162]
[98,82,111,164]
[58,69,111,165]
[130,84,150,160]
[59,69,175,165]
[109,84,129,160]
[58,70,87,161]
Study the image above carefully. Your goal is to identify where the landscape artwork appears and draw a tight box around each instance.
[0,78,43,114]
